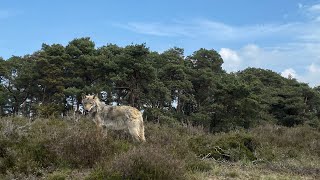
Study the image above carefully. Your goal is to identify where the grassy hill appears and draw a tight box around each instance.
[0,116,319,179]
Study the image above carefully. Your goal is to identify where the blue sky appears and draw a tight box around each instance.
[1,0,320,86]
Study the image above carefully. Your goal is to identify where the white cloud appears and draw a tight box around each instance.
[308,4,320,13]
[116,2,320,44]
[220,43,320,86]
[219,48,241,63]
[298,63,320,87]
[281,68,298,78]
[219,48,241,72]
[116,19,300,42]
[115,2,320,86]
[308,63,320,73]
[279,66,320,87]
[235,44,295,70]
[241,44,261,58]
[114,22,193,37]
[299,3,320,22]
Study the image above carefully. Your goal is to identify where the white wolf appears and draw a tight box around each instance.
[82,94,146,142]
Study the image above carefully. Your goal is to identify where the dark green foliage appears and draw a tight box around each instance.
[36,104,64,118]
[188,132,258,161]
[1,38,320,131]
[215,133,257,161]
[238,68,320,127]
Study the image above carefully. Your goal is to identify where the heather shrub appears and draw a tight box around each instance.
[52,128,104,168]
[0,117,130,175]
[43,118,133,168]
[186,158,212,172]
[14,138,57,173]
[145,123,192,159]
[252,124,320,161]
[1,116,319,179]
[46,170,70,180]
[0,137,15,174]
[0,118,57,174]
[89,145,187,180]
[215,132,257,161]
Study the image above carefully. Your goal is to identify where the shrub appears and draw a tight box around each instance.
[0,138,15,174]
[52,128,104,168]
[46,169,71,180]
[186,158,212,172]
[90,145,187,180]
[47,118,134,168]
[145,123,193,159]
[252,124,320,161]
[215,132,257,161]
[85,168,106,180]
[188,131,258,161]
[47,173,66,180]
[0,118,59,174]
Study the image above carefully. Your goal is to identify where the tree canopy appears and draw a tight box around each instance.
[1,37,319,131]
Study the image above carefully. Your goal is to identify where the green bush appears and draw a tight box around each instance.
[188,131,258,161]
[216,132,257,161]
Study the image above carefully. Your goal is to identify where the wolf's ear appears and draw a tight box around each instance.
[81,93,86,99]
[93,93,98,99]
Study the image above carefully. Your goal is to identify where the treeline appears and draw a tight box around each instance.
[0,37,320,132]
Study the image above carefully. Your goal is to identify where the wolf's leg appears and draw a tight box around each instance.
[102,125,108,138]
[96,124,104,139]
[95,116,106,139]
[128,125,141,142]
[95,125,107,139]
[139,121,146,142]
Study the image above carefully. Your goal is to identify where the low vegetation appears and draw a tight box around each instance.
[0,116,319,179]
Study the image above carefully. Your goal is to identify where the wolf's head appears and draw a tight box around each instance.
[82,94,99,113]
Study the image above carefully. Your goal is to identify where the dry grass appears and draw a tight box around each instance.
[205,162,316,180]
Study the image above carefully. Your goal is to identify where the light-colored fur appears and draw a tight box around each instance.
[82,95,146,142]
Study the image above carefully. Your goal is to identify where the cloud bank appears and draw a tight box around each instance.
[116,3,320,86]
